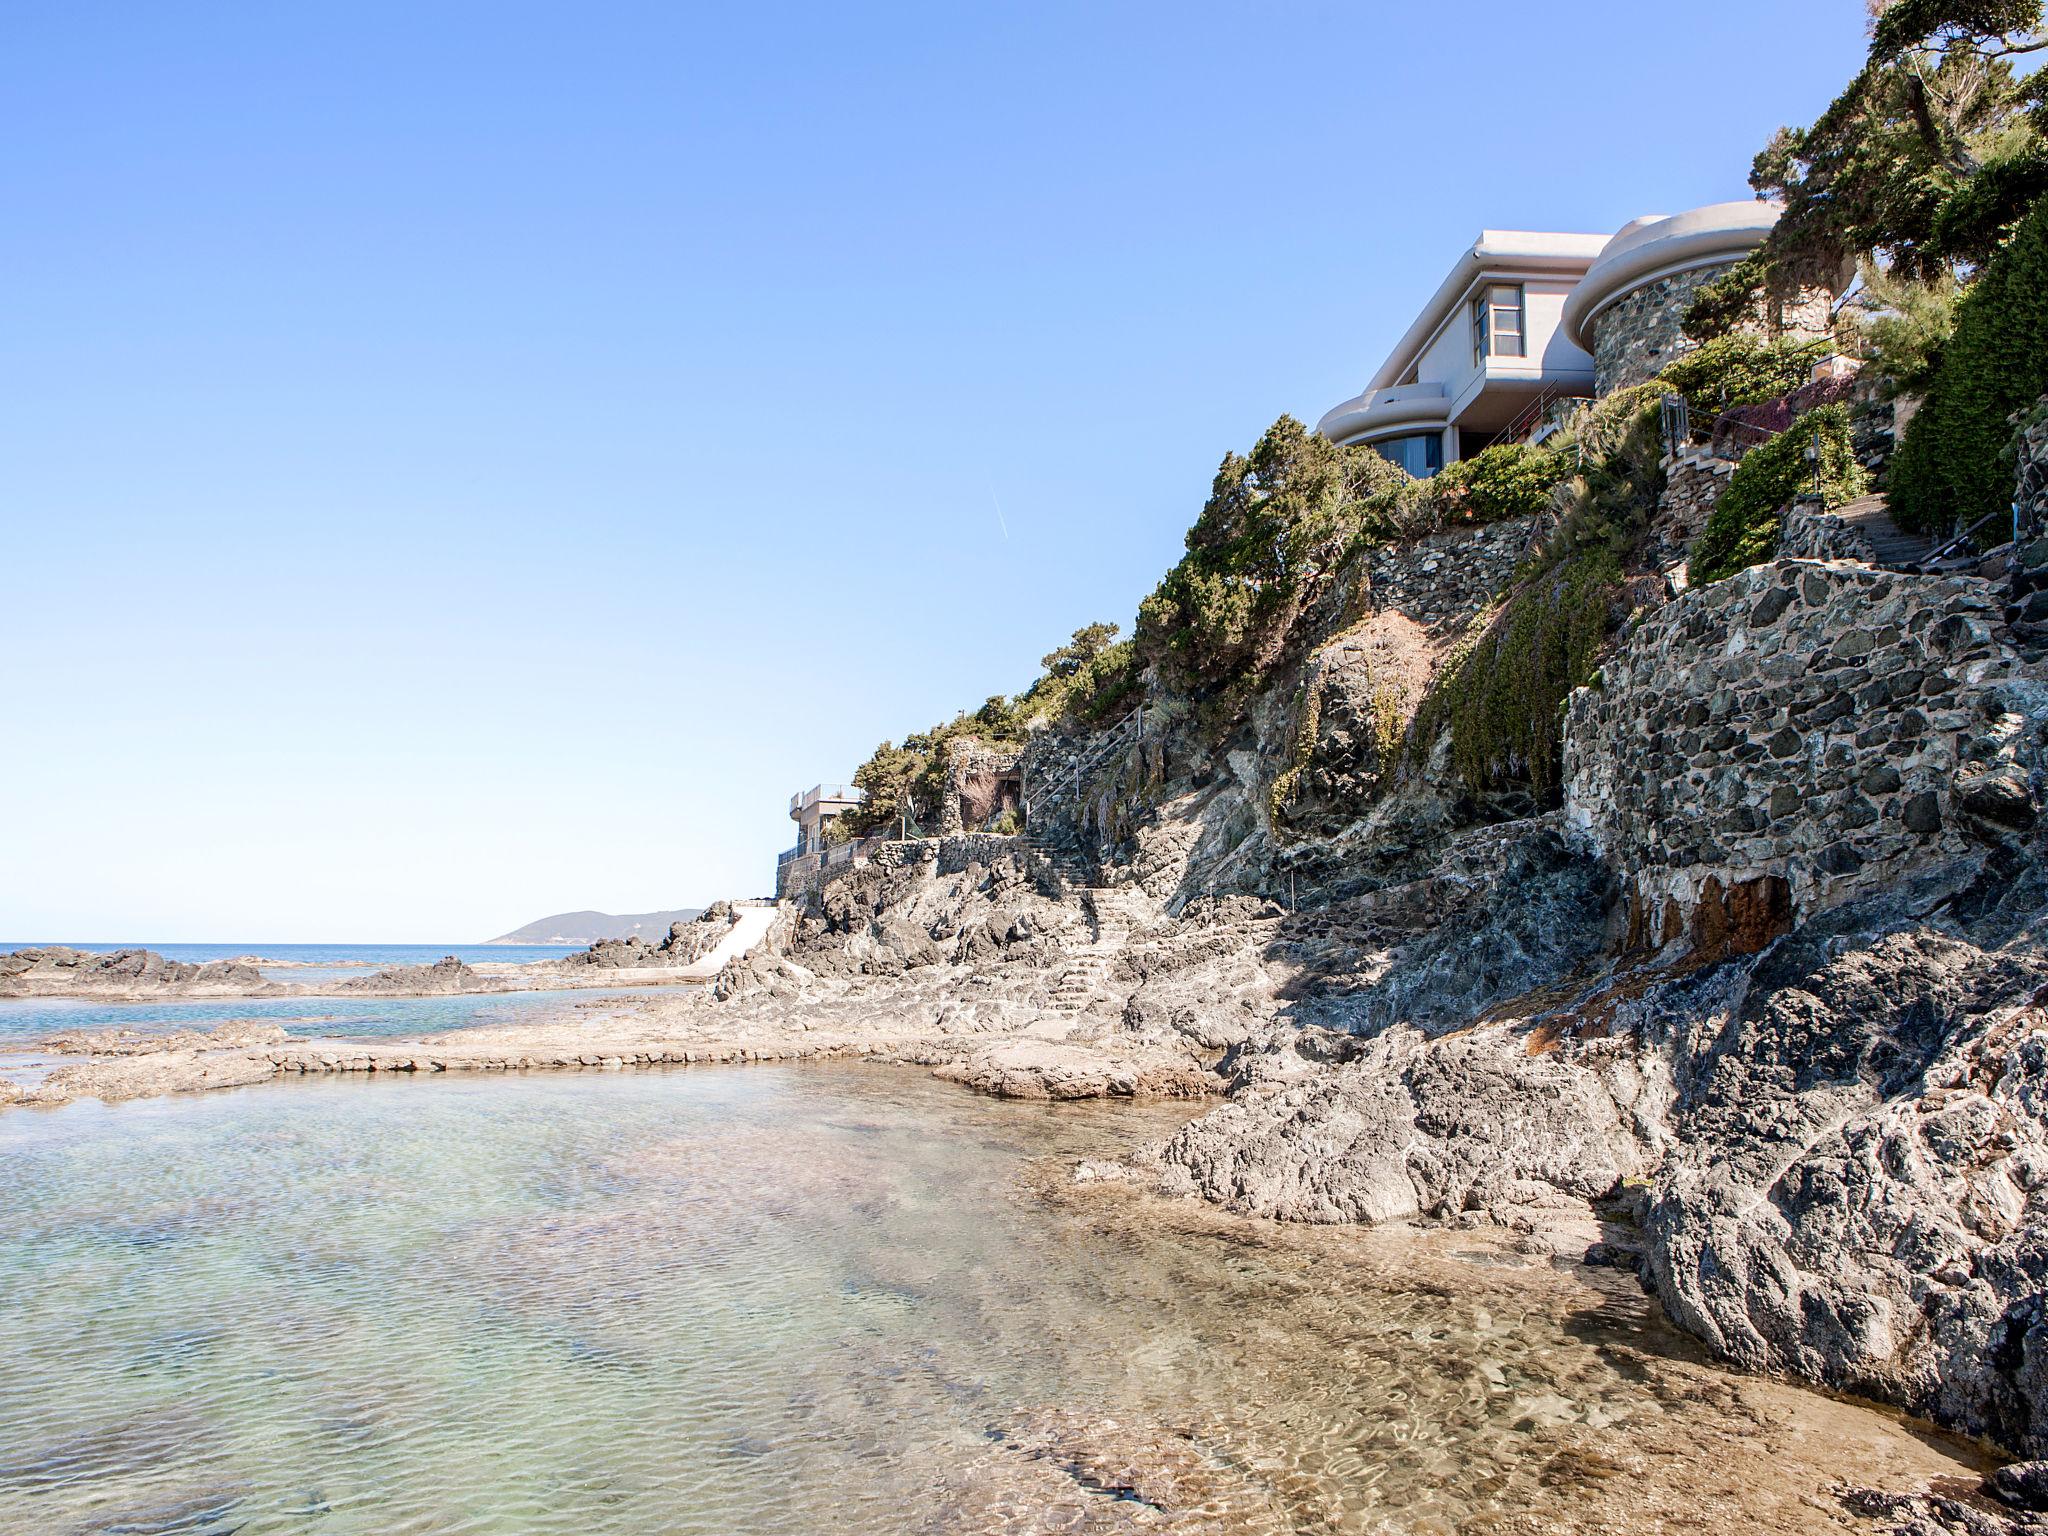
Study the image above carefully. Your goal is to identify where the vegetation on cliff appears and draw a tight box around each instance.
[1132,417,1404,698]
[843,624,1138,837]
[1685,0,2048,341]
[1656,333,1833,421]
[1424,441,1570,525]
[1890,196,2048,532]
[1692,404,1868,580]
[1409,384,1667,799]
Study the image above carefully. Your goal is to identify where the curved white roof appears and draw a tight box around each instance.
[1315,381,1450,446]
[1560,200,1781,351]
[1358,230,1608,397]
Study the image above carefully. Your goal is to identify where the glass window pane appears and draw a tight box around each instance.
[1373,433,1443,479]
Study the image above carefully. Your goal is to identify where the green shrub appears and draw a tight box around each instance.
[1690,404,1866,581]
[1890,195,2048,536]
[1844,260,1961,397]
[1135,416,1412,695]
[1426,442,1569,524]
[1656,333,1832,421]
[1411,557,1615,799]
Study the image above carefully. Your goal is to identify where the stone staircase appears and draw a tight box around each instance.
[1022,818,1094,894]
[1830,494,1938,570]
[1047,887,1145,1013]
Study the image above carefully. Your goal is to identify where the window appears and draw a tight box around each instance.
[1471,283,1526,364]
[1372,432,1443,479]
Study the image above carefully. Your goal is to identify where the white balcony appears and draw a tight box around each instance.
[789,783,864,817]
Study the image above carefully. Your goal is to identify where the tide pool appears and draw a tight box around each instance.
[0,1065,1983,1535]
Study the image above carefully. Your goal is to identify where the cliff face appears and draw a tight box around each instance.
[724,396,2048,1458]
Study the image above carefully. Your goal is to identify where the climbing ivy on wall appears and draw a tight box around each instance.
[1407,384,1668,800]
[1889,197,2048,536]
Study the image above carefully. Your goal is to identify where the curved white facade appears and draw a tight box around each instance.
[1315,382,1450,447]
[1314,230,1606,454]
[1316,200,1784,469]
[1559,200,1780,353]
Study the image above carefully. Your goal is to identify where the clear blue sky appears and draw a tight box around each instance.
[2,1,1871,941]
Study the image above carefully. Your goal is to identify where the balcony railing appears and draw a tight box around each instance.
[789,783,865,815]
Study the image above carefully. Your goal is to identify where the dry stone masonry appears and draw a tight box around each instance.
[1589,268,1728,395]
[1363,515,1535,634]
[1591,266,1835,395]
[1653,446,1737,572]
[1563,559,2041,938]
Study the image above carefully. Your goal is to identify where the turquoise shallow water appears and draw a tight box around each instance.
[0,1066,1982,1535]
[0,988,650,1045]
[0,944,585,991]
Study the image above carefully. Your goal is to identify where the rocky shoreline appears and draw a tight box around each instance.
[0,907,765,1004]
[22,548,2048,1532]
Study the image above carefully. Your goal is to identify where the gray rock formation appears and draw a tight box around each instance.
[0,947,268,998]
[330,955,483,994]
[560,906,738,970]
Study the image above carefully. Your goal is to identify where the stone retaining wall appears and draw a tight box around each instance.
[1563,559,2029,939]
[940,741,1022,835]
[790,833,1028,908]
[1365,515,1536,635]
[1653,446,1736,571]
[1592,267,1836,397]
[1592,267,1735,395]
[1776,500,1878,564]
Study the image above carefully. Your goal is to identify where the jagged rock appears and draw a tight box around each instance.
[0,947,268,998]
[562,906,740,969]
[1990,1462,2048,1513]
[1151,1021,1652,1225]
[332,956,483,994]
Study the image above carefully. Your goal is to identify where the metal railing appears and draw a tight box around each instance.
[1498,383,1593,450]
[1021,705,1146,833]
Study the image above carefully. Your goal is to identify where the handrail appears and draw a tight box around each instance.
[1497,383,1591,449]
[1917,505,2010,568]
[1020,705,1146,830]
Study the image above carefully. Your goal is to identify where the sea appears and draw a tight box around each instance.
[0,941,611,1046]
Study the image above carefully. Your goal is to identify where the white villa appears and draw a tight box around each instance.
[1316,201,1795,472]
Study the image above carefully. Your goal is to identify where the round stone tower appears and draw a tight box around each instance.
[1561,202,1834,396]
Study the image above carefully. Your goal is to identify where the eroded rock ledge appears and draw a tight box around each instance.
[20,544,2048,1486]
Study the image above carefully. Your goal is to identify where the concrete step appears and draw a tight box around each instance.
[1830,493,1938,570]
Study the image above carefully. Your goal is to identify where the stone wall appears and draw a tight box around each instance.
[1652,446,1736,572]
[1591,265,1834,396]
[1364,515,1536,635]
[786,833,1029,908]
[1592,267,1734,395]
[1563,559,2035,939]
[2012,401,2048,658]
[936,831,1026,874]
[1776,499,1878,564]
[940,741,1022,835]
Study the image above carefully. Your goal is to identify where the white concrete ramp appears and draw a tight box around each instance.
[676,902,780,979]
